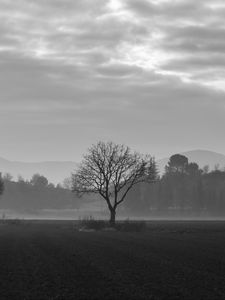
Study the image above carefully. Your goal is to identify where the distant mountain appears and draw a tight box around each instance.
[0,157,77,184]
[157,150,225,175]
[0,149,225,184]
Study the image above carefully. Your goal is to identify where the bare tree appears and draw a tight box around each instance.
[71,141,157,225]
[63,176,73,190]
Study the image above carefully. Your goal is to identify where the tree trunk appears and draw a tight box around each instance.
[109,209,116,226]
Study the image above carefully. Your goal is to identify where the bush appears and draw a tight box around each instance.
[0,218,25,225]
[77,217,109,231]
[116,220,147,232]
[76,217,147,232]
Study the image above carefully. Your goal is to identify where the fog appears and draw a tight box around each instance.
[1,152,225,222]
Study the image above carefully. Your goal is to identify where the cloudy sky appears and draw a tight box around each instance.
[0,0,225,162]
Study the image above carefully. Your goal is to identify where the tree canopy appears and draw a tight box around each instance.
[165,154,189,174]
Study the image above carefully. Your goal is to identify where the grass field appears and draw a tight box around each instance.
[0,221,225,299]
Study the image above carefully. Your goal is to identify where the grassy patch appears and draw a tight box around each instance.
[76,217,147,232]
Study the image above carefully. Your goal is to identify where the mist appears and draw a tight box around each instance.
[1,151,225,222]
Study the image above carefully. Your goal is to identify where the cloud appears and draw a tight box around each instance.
[0,0,225,160]
[123,0,225,88]
[125,0,210,21]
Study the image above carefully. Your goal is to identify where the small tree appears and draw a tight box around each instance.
[71,141,157,225]
[30,174,48,187]
[0,173,4,196]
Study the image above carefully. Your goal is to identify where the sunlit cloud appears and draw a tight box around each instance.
[0,0,225,160]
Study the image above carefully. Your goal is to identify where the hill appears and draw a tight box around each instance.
[0,157,76,184]
[0,150,225,183]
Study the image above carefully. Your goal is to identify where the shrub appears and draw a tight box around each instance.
[77,216,109,231]
[116,220,147,232]
[76,217,147,232]
[0,218,25,225]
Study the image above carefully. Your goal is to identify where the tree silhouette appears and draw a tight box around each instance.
[3,173,13,182]
[71,141,157,225]
[164,154,189,211]
[0,173,4,196]
[30,174,48,187]
[165,154,188,174]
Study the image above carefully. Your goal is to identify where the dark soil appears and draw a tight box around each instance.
[0,220,225,299]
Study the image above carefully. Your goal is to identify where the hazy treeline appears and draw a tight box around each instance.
[126,154,225,217]
[1,154,225,217]
[0,173,78,210]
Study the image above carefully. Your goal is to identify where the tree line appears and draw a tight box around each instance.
[71,142,225,224]
[126,154,225,217]
[0,173,78,211]
[1,141,225,223]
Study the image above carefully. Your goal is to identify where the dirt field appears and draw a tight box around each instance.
[0,221,225,300]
